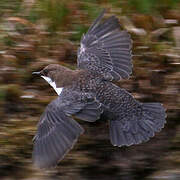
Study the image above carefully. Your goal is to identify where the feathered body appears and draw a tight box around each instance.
[32,10,166,168]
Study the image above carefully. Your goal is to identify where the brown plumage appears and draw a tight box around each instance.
[40,64,84,88]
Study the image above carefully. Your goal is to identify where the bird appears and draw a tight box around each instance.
[32,9,166,169]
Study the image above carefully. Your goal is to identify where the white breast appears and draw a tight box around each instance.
[41,76,63,95]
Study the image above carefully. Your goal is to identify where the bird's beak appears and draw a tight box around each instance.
[32,71,41,76]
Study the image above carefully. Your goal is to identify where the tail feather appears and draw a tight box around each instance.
[110,103,166,147]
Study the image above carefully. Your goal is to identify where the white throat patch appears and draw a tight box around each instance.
[41,76,63,95]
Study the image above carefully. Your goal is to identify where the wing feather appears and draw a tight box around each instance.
[77,10,132,82]
[33,89,103,168]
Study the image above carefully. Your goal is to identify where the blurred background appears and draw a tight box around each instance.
[0,0,180,179]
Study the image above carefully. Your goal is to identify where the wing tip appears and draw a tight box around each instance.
[88,8,107,33]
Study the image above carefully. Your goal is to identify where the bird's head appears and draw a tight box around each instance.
[32,64,74,95]
[33,64,62,78]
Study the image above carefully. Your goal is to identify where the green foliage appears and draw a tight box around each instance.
[0,0,22,15]
[81,2,103,20]
[73,4,103,41]
[0,87,6,101]
[128,0,155,14]
[107,0,122,7]
[36,0,69,32]
[27,7,40,23]
[71,4,103,41]
[2,36,15,47]
[70,25,88,42]
[127,0,180,14]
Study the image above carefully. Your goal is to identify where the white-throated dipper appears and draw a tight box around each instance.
[32,10,166,169]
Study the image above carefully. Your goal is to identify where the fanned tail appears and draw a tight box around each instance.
[110,103,166,147]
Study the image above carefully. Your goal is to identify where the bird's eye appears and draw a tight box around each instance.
[43,69,48,76]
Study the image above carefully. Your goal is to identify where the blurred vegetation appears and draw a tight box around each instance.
[31,0,69,32]
[0,0,22,15]
[127,0,180,14]
[0,0,180,180]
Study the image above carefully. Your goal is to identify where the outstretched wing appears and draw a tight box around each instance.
[33,89,103,168]
[77,10,132,82]
[33,109,83,169]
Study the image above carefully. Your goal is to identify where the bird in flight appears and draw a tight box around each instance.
[32,9,166,169]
